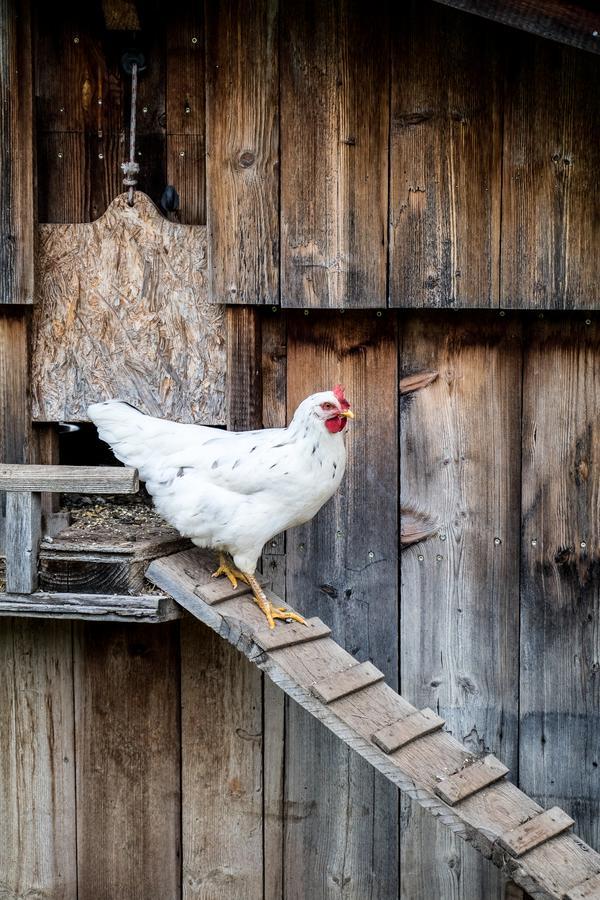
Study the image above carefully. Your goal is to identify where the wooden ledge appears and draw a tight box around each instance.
[0,591,181,623]
[564,872,600,900]
[372,707,445,754]
[310,661,384,704]
[434,754,509,806]
[497,806,574,858]
[0,464,139,494]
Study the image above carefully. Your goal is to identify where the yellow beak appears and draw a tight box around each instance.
[341,410,355,419]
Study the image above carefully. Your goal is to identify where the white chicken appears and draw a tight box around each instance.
[88,386,354,628]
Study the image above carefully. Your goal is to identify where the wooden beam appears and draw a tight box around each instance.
[432,1,600,55]
[0,591,181,622]
[564,873,600,900]
[5,491,41,593]
[147,547,600,900]
[0,464,139,493]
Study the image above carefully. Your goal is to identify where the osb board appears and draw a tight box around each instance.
[31,192,226,424]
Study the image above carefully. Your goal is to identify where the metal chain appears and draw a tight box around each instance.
[121,62,139,206]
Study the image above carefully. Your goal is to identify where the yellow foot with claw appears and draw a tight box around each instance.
[211,554,249,590]
[252,597,307,630]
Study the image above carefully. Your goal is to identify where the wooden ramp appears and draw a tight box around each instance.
[147,548,600,900]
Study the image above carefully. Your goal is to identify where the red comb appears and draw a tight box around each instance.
[333,384,350,410]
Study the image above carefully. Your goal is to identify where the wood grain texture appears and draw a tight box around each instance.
[0,591,180,622]
[434,755,510,805]
[31,193,226,423]
[390,1,501,308]
[280,0,389,309]
[226,306,262,430]
[501,34,600,308]
[310,660,384,703]
[432,0,600,55]
[0,618,77,899]
[0,0,34,305]
[284,310,399,897]
[148,547,600,900]
[520,317,600,853]
[372,707,445,754]
[5,491,41,593]
[497,806,574,858]
[75,621,181,900]
[206,0,278,304]
[400,312,522,898]
[0,464,138,493]
[565,872,600,900]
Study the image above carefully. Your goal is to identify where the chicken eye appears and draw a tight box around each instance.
[321,402,335,411]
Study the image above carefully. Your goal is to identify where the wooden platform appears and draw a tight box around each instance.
[146,548,600,900]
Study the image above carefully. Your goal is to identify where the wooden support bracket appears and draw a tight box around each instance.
[434,754,509,806]
[310,661,384,703]
[497,806,575,858]
[372,707,445,754]
[564,873,600,900]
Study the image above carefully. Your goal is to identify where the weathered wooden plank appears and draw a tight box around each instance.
[497,807,574,858]
[0,464,138,493]
[75,622,181,900]
[166,134,205,225]
[435,755,510,806]
[5,491,41,593]
[565,873,600,900]
[226,306,262,430]
[255,616,331,651]
[101,0,140,31]
[0,0,34,304]
[372,707,445,754]
[501,35,600,308]
[147,547,600,900]
[400,312,521,898]
[206,0,278,304]
[310,660,385,704]
[520,317,600,853]
[284,310,399,897]
[280,0,389,308]
[389,1,501,307]
[166,0,204,137]
[432,0,600,55]
[0,591,181,622]
[0,618,77,899]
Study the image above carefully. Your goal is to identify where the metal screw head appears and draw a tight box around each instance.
[436,554,443,561]
[57,151,63,159]
[336,530,343,537]
[417,554,424,562]
[185,106,191,114]
[304,309,309,316]
[531,539,538,547]
[142,106,148,114]
[97,98,103,106]
[270,540,277,548]
[73,35,80,43]
[137,151,142,157]
[368,551,375,560]
[179,150,185,157]
[439,533,447,542]
[499,310,505,317]
[59,106,65,112]
[593,30,599,37]
[191,36,198,44]
[98,152,104,159]
[538,312,544,319]
[586,319,592,325]
[271,306,278,313]
[580,541,587,549]
[376,310,382,317]
[299,543,305,551]
[494,537,502,546]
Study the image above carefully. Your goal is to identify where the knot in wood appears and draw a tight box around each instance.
[238,151,256,169]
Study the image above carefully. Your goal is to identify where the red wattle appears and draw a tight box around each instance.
[325,416,347,433]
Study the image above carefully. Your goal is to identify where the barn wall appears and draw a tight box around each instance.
[1,2,599,899]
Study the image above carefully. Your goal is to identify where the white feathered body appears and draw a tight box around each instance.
[88,396,347,573]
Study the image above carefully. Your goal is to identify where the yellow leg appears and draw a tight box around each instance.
[211,553,249,590]
[244,572,306,630]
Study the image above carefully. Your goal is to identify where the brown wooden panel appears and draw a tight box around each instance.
[75,622,181,900]
[166,134,205,225]
[389,2,501,308]
[285,310,399,897]
[0,0,34,304]
[280,0,389,309]
[0,618,77,899]
[166,0,205,136]
[520,316,600,852]
[501,36,600,308]
[400,312,521,897]
[206,0,278,304]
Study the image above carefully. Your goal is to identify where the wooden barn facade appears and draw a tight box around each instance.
[1,1,599,898]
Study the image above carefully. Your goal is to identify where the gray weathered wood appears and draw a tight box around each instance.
[0,464,139,493]
[497,807,575,858]
[5,491,41,593]
[564,873,600,900]
[147,547,600,900]
[0,591,181,622]
[434,754,509,806]
[372,708,445,754]
[310,660,385,704]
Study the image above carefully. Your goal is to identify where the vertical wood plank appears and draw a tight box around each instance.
[0,618,77,899]
[284,310,398,897]
[501,36,600,309]
[0,0,34,304]
[75,623,181,900]
[389,2,501,308]
[226,306,263,431]
[520,316,600,852]
[399,312,521,898]
[206,0,279,304]
[5,491,41,593]
[280,0,389,309]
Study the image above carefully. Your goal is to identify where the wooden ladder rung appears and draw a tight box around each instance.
[564,872,600,900]
[371,707,445,754]
[253,617,331,652]
[434,754,509,806]
[497,806,574,858]
[195,575,269,605]
[310,661,384,703]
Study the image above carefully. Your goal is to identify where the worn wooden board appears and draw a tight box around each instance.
[5,491,41,593]
[206,0,279,305]
[0,618,77,899]
[310,660,384,703]
[0,591,180,622]
[284,310,399,897]
[399,312,522,898]
[565,873,600,900]
[372,707,445,754]
[435,755,510,806]
[75,621,181,900]
[280,0,388,309]
[520,317,600,854]
[501,35,600,308]
[0,464,138,493]
[390,1,502,308]
[31,192,225,423]
[497,807,574,858]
